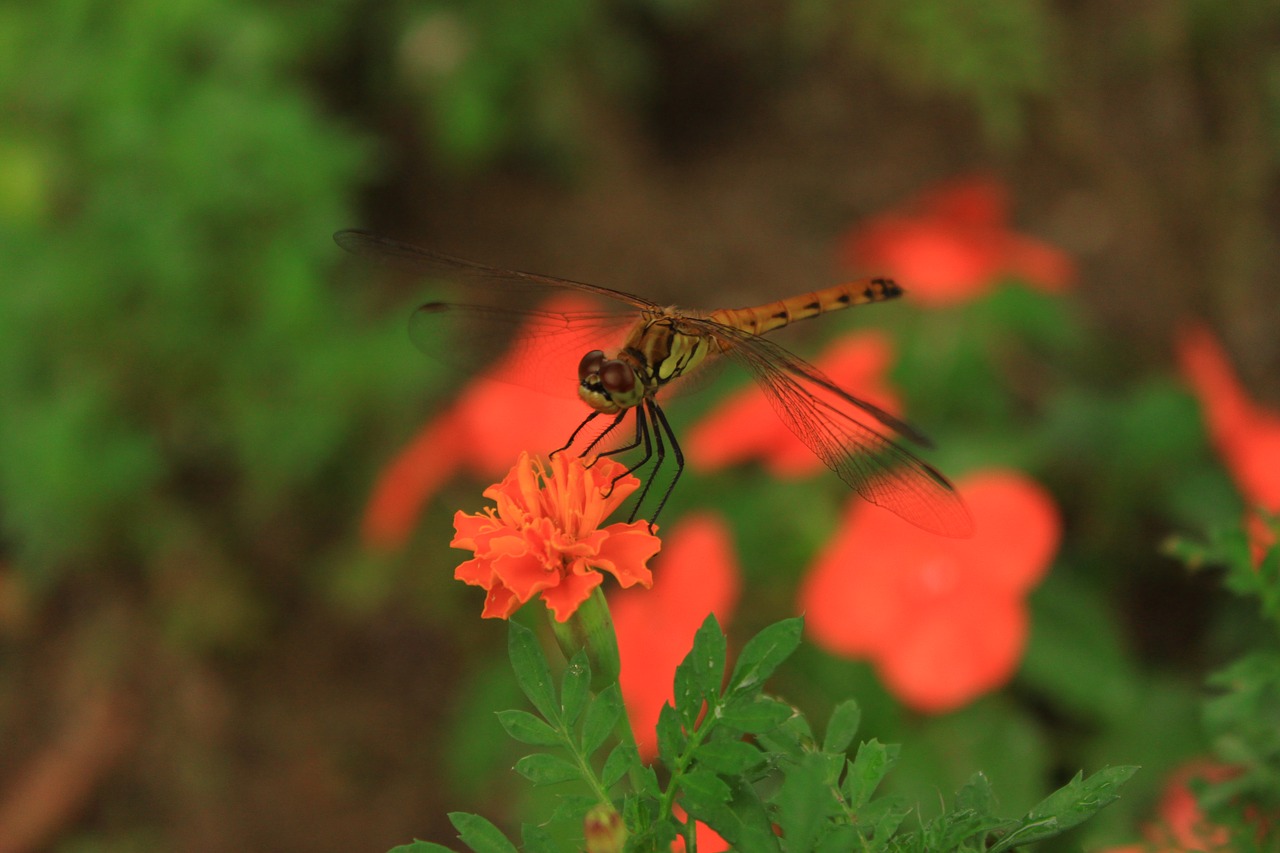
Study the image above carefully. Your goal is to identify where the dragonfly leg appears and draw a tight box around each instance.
[641,399,683,531]
[601,405,651,497]
[626,401,667,526]
[552,411,603,458]
[581,410,632,462]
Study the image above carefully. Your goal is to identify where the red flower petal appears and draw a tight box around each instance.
[840,175,1074,306]
[799,469,1060,713]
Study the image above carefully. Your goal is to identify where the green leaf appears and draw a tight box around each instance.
[772,752,831,853]
[387,842,456,853]
[727,618,803,695]
[601,741,636,789]
[842,740,899,809]
[718,695,795,734]
[689,613,727,700]
[955,771,997,814]
[508,623,558,723]
[678,769,733,820]
[448,812,518,853]
[514,753,582,785]
[561,651,591,726]
[822,700,861,755]
[519,824,557,853]
[495,710,563,747]
[692,739,765,775]
[656,703,685,768]
[581,684,624,756]
[989,766,1140,852]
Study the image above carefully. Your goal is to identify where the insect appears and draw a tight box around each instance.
[336,230,972,537]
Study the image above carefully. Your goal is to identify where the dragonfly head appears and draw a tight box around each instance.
[577,349,643,413]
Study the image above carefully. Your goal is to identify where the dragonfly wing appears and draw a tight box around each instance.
[336,229,664,311]
[409,300,637,400]
[701,322,974,537]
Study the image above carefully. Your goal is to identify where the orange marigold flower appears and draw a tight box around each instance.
[686,330,901,478]
[840,175,1074,306]
[451,452,661,622]
[610,513,740,760]
[1177,323,1280,559]
[362,295,597,550]
[798,470,1060,713]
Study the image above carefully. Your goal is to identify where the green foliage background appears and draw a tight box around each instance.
[2,0,1279,850]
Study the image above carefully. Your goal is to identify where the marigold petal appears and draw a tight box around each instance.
[454,556,495,588]
[590,522,661,588]
[451,510,497,551]
[541,565,604,622]
[480,584,524,620]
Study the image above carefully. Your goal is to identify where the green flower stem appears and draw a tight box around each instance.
[552,587,621,687]
[551,587,647,794]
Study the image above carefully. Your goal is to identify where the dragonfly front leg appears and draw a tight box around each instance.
[552,411,605,458]
[640,399,683,530]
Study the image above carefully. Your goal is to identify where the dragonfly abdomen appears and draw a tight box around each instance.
[707,277,902,337]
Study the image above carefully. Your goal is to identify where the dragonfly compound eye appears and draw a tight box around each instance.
[578,350,606,382]
[599,360,635,395]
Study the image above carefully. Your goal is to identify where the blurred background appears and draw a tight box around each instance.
[2,1,1279,851]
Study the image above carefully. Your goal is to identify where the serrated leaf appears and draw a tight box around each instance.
[657,703,686,768]
[561,652,591,726]
[689,613,727,701]
[693,739,765,775]
[448,812,518,853]
[728,618,802,695]
[672,655,701,728]
[495,710,563,747]
[955,771,996,814]
[842,740,898,809]
[718,695,795,734]
[387,841,456,853]
[822,700,861,755]
[989,766,1139,853]
[721,776,783,853]
[514,753,582,785]
[602,741,636,789]
[581,684,623,756]
[680,769,733,811]
[508,623,558,723]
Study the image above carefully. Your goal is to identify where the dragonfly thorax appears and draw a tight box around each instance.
[577,349,647,414]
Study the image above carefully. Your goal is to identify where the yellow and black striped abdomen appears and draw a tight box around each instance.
[706,277,902,337]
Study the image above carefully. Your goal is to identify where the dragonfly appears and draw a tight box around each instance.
[336,229,973,537]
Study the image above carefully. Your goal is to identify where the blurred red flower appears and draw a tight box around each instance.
[839,176,1074,306]
[685,330,900,477]
[798,470,1059,713]
[451,452,660,622]
[1177,324,1280,557]
[671,808,730,853]
[1097,761,1260,852]
[363,296,597,550]
[610,513,740,760]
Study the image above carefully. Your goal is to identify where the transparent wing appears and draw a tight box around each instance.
[408,301,637,400]
[685,317,974,537]
[337,229,651,398]
[335,229,664,311]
